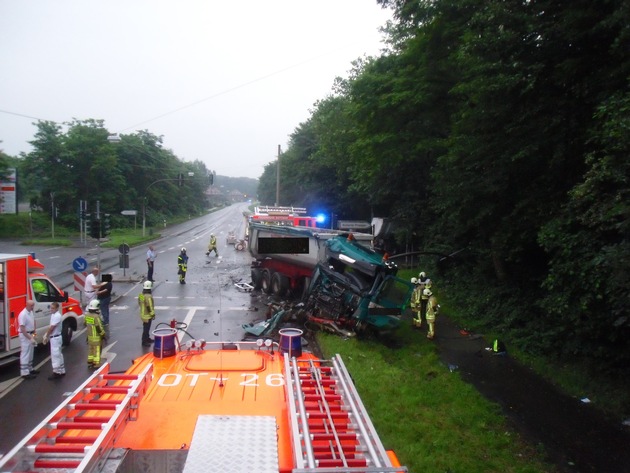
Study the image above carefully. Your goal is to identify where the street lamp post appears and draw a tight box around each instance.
[142,196,147,237]
[142,174,195,236]
[275,145,281,206]
[50,192,55,239]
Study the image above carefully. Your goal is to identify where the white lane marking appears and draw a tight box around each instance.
[101,340,118,364]
[0,379,18,398]
[114,304,248,311]
[177,307,198,345]
[120,281,143,298]
[0,327,87,398]
[150,306,250,311]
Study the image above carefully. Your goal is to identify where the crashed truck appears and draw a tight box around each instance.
[248,222,414,335]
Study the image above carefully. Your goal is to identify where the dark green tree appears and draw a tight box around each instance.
[21,121,66,214]
[538,90,630,364]
[0,148,10,181]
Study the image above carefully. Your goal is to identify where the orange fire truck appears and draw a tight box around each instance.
[0,332,407,472]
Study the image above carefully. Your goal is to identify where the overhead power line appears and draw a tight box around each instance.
[0,109,53,122]
[117,46,359,133]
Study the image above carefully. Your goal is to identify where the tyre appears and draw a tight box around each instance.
[235,241,245,251]
[271,272,290,297]
[251,268,263,290]
[61,319,73,346]
[261,270,273,294]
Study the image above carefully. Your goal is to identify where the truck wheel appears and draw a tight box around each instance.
[235,242,245,251]
[271,272,290,297]
[61,319,73,346]
[251,269,263,290]
[261,270,273,294]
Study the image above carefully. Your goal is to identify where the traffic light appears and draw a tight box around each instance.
[90,219,101,239]
[103,214,111,236]
[85,213,92,234]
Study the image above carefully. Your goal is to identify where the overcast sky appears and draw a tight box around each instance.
[0,0,390,179]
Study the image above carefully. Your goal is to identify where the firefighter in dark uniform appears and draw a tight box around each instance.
[177,247,188,284]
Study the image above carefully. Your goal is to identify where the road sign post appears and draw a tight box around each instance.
[118,242,130,276]
[119,254,129,271]
[74,271,87,305]
[121,210,137,230]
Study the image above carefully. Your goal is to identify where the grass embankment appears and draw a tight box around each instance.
[317,330,552,473]
[18,229,157,249]
[0,212,178,249]
[411,274,630,421]
[399,268,630,420]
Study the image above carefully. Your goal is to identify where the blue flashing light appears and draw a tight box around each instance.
[315,214,327,224]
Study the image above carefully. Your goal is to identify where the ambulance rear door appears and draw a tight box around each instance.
[0,255,29,354]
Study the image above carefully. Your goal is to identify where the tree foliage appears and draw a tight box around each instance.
[15,120,211,229]
[257,0,630,371]
[0,148,10,181]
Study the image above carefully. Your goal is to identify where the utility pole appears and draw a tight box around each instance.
[50,192,55,239]
[79,200,87,244]
[96,200,101,274]
[275,144,281,206]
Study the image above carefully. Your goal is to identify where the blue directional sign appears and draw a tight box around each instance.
[72,257,88,272]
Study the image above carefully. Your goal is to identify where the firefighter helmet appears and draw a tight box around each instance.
[181,247,186,253]
[411,277,418,284]
[419,271,427,280]
[423,288,433,297]
[143,280,153,290]
[87,299,100,312]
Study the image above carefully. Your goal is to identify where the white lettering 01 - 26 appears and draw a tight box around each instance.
[157,372,285,388]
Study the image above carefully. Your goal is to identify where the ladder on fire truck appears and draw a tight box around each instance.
[0,363,152,473]
[284,353,407,473]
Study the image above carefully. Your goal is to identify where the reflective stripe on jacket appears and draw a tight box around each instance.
[85,314,105,344]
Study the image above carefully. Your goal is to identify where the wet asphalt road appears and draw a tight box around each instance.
[0,203,278,456]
